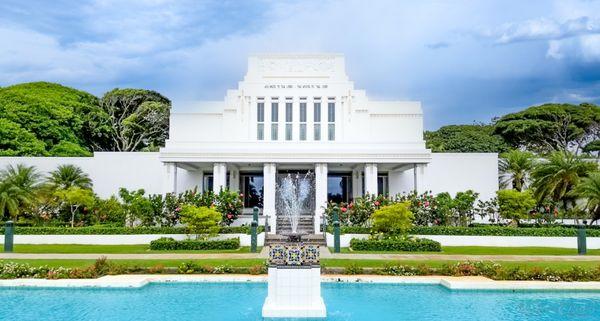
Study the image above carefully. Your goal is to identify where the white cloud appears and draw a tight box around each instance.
[492,16,600,44]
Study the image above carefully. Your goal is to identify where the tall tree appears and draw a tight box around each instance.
[0,164,41,220]
[100,89,171,151]
[530,151,597,210]
[499,150,536,191]
[424,124,509,153]
[47,164,93,190]
[494,103,600,153]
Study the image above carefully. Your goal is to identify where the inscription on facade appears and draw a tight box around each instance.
[264,84,329,89]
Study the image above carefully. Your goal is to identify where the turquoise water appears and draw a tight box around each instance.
[1,282,600,320]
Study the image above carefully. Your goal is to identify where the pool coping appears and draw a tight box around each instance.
[2,274,600,291]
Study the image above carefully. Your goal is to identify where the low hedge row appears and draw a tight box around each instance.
[0,226,264,235]
[332,225,600,237]
[349,237,442,252]
[149,237,240,251]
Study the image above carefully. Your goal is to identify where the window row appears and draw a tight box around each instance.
[257,102,335,141]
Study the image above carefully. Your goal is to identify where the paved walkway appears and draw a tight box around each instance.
[2,249,600,262]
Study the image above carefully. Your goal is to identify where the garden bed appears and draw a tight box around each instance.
[0,226,263,235]
[331,225,600,237]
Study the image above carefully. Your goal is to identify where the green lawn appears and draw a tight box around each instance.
[5,258,600,271]
[335,246,600,256]
[7,244,260,254]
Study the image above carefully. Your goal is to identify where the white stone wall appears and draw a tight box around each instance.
[389,153,499,200]
[0,152,498,199]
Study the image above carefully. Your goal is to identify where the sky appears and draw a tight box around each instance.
[1,0,600,129]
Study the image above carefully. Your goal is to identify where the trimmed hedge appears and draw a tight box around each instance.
[350,237,442,252]
[332,225,600,237]
[149,237,240,251]
[0,226,264,235]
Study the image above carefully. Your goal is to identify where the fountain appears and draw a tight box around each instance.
[262,172,326,318]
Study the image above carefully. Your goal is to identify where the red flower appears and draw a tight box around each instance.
[341,207,347,213]
[349,202,354,208]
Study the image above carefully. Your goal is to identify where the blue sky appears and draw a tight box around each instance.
[1,0,600,129]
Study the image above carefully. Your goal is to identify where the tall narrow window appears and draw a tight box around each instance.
[285,102,293,140]
[328,101,335,141]
[314,101,321,141]
[271,101,278,140]
[299,102,307,141]
[257,102,264,140]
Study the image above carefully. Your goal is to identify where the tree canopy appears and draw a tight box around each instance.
[424,124,510,153]
[494,103,600,153]
[0,82,171,156]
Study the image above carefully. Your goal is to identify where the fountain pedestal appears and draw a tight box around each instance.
[262,244,326,318]
[262,266,326,318]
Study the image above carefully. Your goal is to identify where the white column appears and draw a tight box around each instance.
[413,163,426,193]
[364,163,378,195]
[352,167,363,198]
[263,163,277,233]
[229,166,240,192]
[314,163,328,233]
[213,163,227,193]
[198,171,204,193]
[164,163,178,195]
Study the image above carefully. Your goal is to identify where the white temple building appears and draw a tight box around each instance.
[0,53,498,234]
[159,53,498,234]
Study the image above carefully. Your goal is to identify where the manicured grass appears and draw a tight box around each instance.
[8,244,260,254]
[5,258,600,271]
[335,246,600,256]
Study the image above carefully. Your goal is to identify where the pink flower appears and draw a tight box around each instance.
[227,213,233,219]
[374,201,380,206]
[341,207,347,213]
[424,201,430,207]
[239,193,244,197]
[175,207,181,212]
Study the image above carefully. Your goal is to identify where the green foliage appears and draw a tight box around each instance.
[47,164,93,190]
[118,188,155,227]
[0,82,102,156]
[92,196,127,225]
[149,237,239,250]
[424,124,510,153]
[572,172,600,224]
[371,202,414,235]
[333,225,600,237]
[0,118,46,156]
[99,88,171,151]
[531,151,597,207]
[494,103,600,153]
[582,140,600,153]
[0,225,261,235]
[179,205,221,237]
[48,141,92,157]
[496,189,536,225]
[324,194,393,226]
[350,237,441,252]
[214,189,244,225]
[499,150,536,191]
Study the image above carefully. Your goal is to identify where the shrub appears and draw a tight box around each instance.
[214,189,244,226]
[350,237,441,252]
[497,189,536,226]
[179,205,221,238]
[371,202,414,235]
[149,237,240,250]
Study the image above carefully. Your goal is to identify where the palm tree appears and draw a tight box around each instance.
[572,172,600,224]
[531,151,597,210]
[0,164,41,220]
[47,164,92,190]
[499,150,536,191]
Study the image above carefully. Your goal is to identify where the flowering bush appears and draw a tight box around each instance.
[324,194,393,227]
[214,189,244,226]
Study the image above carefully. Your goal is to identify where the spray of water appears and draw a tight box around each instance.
[276,172,315,234]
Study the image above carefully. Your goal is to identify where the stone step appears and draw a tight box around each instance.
[264,233,327,246]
